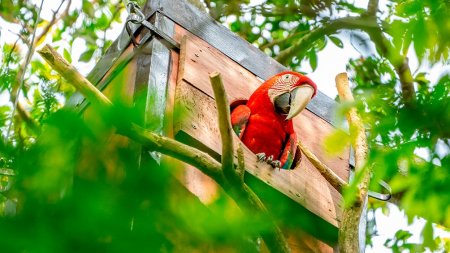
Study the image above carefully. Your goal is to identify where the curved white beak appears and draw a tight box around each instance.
[285,85,314,120]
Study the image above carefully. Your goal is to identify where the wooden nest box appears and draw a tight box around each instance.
[70,0,352,252]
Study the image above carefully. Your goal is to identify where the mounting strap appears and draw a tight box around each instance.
[125,2,180,51]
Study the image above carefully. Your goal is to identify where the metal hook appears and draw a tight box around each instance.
[124,1,146,47]
[368,180,392,201]
[126,2,145,24]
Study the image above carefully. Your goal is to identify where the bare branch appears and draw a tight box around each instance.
[209,72,236,180]
[209,71,290,253]
[298,140,347,192]
[37,45,112,109]
[367,0,379,16]
[336,73,371,253]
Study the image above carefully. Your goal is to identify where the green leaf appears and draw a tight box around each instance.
[328,35,344,48]
[78,48,95,62]
[82,1,95,18]
[63,48,72,63]
[323,129,350,155]
[309,50,317,71]
[413,17,427,60]
[396,0,423,17]
[422,221,437,251]
[414,72,428,85]
[97,13,109,30]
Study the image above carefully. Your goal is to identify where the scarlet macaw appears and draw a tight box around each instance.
[230,71,317,169]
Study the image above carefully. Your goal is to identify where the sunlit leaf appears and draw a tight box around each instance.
[328,35,343,48]
[422,221,437,251]
[79,48,95,62]
[82,0,95,18]
[63,48,72,63]
[413,16,427,60]
[323,129,350,155]
[309,50,317,71]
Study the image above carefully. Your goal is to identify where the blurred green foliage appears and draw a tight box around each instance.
[0,0,449,252]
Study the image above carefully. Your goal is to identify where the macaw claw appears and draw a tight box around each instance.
[256,153,282,169]
[256,153,266,162]
[270,160,281,168]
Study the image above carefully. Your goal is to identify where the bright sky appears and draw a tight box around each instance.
[1,0,449,251]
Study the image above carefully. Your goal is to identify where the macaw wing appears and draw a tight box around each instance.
[230,104,251,139]
[279,132,301,170]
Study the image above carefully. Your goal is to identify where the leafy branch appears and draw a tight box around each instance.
[9,0,72,136]
[38,44,291,253]
[276,0,416,105]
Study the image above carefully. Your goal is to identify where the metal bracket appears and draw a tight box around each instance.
[368,180,392,201]
[125,3,180,51]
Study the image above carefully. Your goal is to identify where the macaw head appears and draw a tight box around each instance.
[267,71,317,120]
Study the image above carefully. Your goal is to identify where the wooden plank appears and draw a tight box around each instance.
[285,228,334,253]
[67,21,140,109]
[145,0,339,127]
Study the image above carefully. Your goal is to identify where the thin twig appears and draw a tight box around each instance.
[34,0,71,44]
[298,140,347,192]
[6,0,44,140]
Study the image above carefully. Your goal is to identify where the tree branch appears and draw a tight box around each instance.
[16,103,40,134]
[367,0,379,16]
[363,0,416,105]
[7,0,44,139]
[336,73,371,253]
[298,140,347,192]
[209,71,290,252]
[275,16,378,64]
[34,0,71,44]
[38,43,291,253]
[9,0,71,137]
[275,4,416,105]
[209,72,238,181]
[38,45,112,109]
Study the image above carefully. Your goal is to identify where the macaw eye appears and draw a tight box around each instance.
[283,74,290,80]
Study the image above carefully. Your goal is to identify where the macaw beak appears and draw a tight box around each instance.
[285,85,315,120]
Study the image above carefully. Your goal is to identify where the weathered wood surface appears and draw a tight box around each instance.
[285,228,334,253]
[145,0,339,127]
[79,49,138,182]
[174,35,350,227]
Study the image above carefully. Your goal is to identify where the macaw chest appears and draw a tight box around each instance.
[241,113,289,159]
